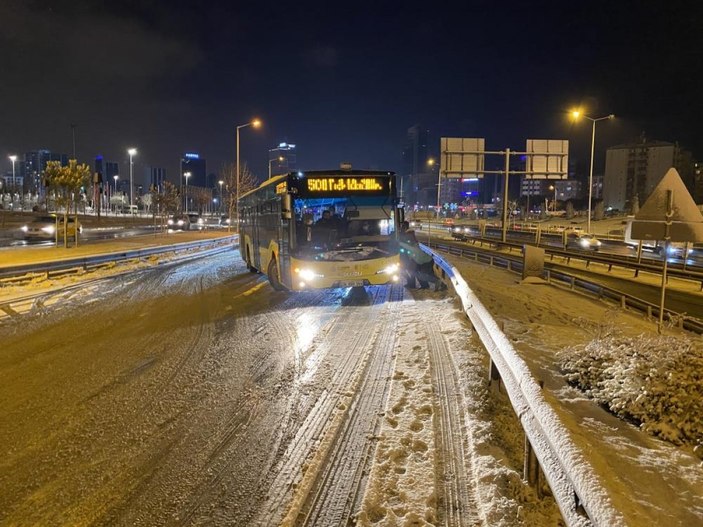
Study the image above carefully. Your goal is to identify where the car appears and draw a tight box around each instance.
[566,232,602,251]
[219,215,232,227]
[20,215,82,240]
[187,213,206,230]
[167,214,190,230]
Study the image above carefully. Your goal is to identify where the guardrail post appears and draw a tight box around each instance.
[523,435,541,494]
[488,357,501,393]
[570,276,575,290]
[647,306,653,319]
[621,296,626,309]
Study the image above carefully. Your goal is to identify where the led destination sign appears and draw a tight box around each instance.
[305,177,389,193]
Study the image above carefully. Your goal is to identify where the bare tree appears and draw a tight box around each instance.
[152,181,180,230]
[220,161,258,228]
[192,187,212,215]
[565,200,575,219]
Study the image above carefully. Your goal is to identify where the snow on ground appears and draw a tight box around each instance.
[441,252,703,526]
[356,294,563,526]
[355,298,438,526]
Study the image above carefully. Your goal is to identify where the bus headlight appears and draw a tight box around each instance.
[376,263,399,275]
[295,268,322,281]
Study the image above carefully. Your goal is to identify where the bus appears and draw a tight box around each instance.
[239,168,402,291]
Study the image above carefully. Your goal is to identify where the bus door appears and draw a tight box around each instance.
[277,197,293,289]
[251,203,262,270]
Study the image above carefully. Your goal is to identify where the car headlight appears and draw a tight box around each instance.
[42,225,55,234]
[20,225,28,232]
[377,263,399,275]
[167,219,174,225]
[453,227,461,232]
[177,220,184,226]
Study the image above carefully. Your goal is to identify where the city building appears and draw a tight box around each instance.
[268,142,297,177]
[603,138,694,211]
[401,124,433,206]
[146,166,167,192]
[181,152,207,188]
[94,156,120,189]
[24,150,69,194]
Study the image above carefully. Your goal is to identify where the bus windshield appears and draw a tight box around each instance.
[293,196,396,261]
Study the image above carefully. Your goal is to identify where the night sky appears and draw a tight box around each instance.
[2,0,701,183]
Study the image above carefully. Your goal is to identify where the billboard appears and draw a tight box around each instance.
[525,139,568,179]
[440,137,485,179]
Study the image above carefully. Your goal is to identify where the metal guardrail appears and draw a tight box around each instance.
[423,244,625,527]
[455,229,703,289]
[430,241,703,335]
[0,235,238,284]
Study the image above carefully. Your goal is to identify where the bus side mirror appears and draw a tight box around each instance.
[282,194,292,219]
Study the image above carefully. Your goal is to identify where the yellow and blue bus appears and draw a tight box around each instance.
[239,168,401,291]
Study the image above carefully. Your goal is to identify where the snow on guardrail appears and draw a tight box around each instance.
[420,243,625,527]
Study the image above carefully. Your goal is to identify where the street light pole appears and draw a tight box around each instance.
[113,175,119,213]
[128,148,137,209]
[184,171,191,213]
[236,119,261,230]
[9,155,17,198]
[268,156,284,179]
[218,180,224,212]
[571,111,614,233]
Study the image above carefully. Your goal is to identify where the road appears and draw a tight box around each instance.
[0,248,544,526]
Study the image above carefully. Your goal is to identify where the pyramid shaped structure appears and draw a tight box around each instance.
[630,168,703,242]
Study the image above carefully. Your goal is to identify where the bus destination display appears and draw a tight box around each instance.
[305,177,389,194]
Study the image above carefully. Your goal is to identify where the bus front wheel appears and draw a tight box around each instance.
[267,257,285,291]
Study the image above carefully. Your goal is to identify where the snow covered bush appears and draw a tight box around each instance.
[558,334,703,452]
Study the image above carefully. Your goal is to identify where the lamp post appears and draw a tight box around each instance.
[8,155,17,199]
[427,157,440,220]
[549,184,557,212]
[127,148,137,209]
[184,171,191,213]
[113,175,119,213]
[236,118,262,229]
[268,156,284,179]
[571,111,614,233]
[218,180,224,212]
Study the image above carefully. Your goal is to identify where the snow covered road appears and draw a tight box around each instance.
[0,249,555,526]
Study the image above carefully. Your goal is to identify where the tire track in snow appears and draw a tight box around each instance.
[425,309,485,526]
[255,287,395,526]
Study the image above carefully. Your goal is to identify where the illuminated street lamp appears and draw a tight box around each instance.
[113,175,119,213]
[236,118,262,228]
[8,155,17,197]
[184,171,191,213]
[571,110,614,233]
[549,184,557,212]
[218,180,224,212]
[127,148,137,208]
[268,156,284,179]
[428,157,440,219]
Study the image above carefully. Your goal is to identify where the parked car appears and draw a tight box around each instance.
[566,232,602,251]
[20,215,82,240]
